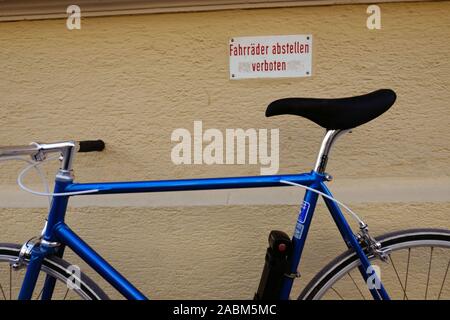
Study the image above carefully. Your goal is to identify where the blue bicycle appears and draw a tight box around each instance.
[0,89,449,300]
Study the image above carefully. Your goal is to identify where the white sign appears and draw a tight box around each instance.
[229,35,312,79]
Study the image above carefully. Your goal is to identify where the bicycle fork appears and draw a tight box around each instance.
[16,180,69,300]
[17,245,53,300]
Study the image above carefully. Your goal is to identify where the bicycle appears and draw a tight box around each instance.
[0,88,448,300]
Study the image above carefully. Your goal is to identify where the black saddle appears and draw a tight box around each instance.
[266,89,396,130]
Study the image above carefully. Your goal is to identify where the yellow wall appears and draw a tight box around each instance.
[0,1,449,299]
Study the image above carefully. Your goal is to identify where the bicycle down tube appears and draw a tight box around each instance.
[18,170,389,300]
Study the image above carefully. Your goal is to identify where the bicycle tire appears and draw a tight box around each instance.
[0,243,109,300]
[298,228,450,300]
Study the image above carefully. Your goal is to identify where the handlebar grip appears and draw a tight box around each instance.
[78,140,105,153]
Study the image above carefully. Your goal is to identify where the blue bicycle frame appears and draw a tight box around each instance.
[17,168,389,300]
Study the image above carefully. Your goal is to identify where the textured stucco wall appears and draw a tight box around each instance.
[0,1,449,299]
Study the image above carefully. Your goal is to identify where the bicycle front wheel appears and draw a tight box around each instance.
[0,243,109,300]
[299,229,450,300]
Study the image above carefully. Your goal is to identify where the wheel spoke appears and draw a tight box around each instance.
[437,259,449,300]
[0,282,6,300]
[425,247,434,300]
[63,288,70,300]
[389,254,409,300]
[36,286,44,300]
[330,287,344,300]
[9,265,12,300]
[403,248,411,300]
[347,271,365,300]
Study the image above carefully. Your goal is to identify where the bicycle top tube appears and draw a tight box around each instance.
[64,172,326,195]
[0,139,329,198]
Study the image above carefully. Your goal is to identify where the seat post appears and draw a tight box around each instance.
[314,129,350,174]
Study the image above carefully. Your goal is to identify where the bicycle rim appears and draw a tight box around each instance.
[299,229,450,300]
[0,243,108,300]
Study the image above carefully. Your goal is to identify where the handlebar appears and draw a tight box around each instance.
[78,140,105,153]
[0,144,41,158]
[0,140,105,172]
[0,140,105,158]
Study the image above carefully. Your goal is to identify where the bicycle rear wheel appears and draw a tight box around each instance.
[299,229,450,300]
[0,243,109,300]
